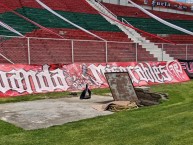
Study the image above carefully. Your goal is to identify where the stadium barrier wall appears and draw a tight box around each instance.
[0,60,189,97]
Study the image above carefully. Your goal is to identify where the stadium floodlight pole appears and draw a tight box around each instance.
[0,20,24,37]
[99,11,176,45]
[0,3,64,39]
[35,0,106,41]
[128,0,193,36]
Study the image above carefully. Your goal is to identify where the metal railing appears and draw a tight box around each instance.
[122,18,133,27]
[96,0,118,19]
[0,36,193,64]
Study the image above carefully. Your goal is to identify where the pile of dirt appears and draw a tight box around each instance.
[135,87,168,106]
[92,101,138,112]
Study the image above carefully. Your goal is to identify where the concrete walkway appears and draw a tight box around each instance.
[0,95,113,130]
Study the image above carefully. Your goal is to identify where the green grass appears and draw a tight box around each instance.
[0,81,193,145]
[0,88,110,104]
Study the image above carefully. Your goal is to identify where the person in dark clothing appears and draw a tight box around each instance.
[152,0,156,10]
[80,84,91,99]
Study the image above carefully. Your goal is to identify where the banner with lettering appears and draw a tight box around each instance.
[0,60,190,97]
[178,59,193,78]
[136,0,191,11]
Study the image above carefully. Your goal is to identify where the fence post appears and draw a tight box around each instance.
[105,41,108,63]
[186,44,188,60]
[135,43,138,62]
[71,40,74,63]
[162,43,164,61]
[27,37,31,64]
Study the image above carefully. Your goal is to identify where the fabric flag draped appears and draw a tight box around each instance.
[128,0,193,36]
[35,0,106,41]
[0,61,190,97]
[0,20,24,37]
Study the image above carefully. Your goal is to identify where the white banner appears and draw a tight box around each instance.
[0,20,24,37]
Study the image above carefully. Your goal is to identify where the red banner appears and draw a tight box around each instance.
[0,61,190,97]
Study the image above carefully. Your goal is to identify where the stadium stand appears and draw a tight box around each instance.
[100,2,193,59]
[0,0,193,64]
[103,2,193,20]
[102,3,193,36]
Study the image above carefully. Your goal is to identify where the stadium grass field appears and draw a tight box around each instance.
[0,81,193,145]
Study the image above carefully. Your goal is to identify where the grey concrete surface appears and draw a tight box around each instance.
[0,95,114,130]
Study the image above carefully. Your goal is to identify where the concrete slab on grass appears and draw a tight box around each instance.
[0,95,113,130]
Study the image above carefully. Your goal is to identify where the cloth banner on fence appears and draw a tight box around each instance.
[0,60,189,97]
[178,59,193,78]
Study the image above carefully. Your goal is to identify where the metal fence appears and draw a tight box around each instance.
[0,36,193,64]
